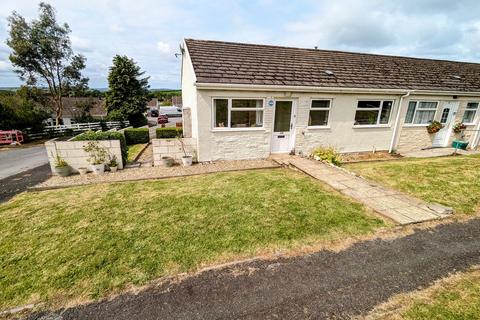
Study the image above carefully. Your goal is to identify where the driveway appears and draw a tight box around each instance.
[28,218,480,320]
[0,146,50,202]
[0,146,48,179]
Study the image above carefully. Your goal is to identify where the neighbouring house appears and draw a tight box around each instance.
[45,97,106,126]
[148,98,159,110]
[172,95,183,108]
[180,39,480,162]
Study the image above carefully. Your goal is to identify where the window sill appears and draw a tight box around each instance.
[352,124,391,129]
[403,124,429,128]
[211,127,266,133]
[307,126,331,130]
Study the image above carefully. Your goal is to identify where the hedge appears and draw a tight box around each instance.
[124,128,149,145]
[156,127,183,139]
[72,131,127,164]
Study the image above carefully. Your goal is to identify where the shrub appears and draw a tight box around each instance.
[128,113,148,128]
[156,127,183,139]
[72,131,127,164]
[83,141,108,165]
[311,147,342,166]
[124,128,149,145]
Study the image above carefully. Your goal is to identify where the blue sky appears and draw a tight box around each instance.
[1,0,480,89]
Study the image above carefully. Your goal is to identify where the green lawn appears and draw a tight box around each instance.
[0,169,383,311]
[403,270,480,319]
[127,143,146,162]
[345,155,480,214]
[371,269,480,319]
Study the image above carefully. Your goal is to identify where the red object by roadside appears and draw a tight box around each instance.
[157,114,169,124]
[0,130,24,145]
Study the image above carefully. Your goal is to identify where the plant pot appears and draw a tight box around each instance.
[181,155,193,166]
[161,156,174,167]
[91,163,105,175]
[110,166,118,173]
[78,167,88,175]
[54,166,70,177]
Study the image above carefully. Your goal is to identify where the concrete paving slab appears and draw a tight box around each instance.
[270,155,453,225]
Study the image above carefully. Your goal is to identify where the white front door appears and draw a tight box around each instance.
[432,101,459,147]
[271,100,296,153]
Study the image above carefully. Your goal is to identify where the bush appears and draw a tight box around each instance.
[128,113,148,128]
[156,127,183,139]
[124,128,149,145]
[311,147,342,166]
[72,131,127,164]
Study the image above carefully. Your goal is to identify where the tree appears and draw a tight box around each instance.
[6,2,88,125]
[0,88,49,132]
[105,55,150,127]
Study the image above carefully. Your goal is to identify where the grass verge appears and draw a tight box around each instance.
[345,155,480,214]
[0,168,384,311]
[365,267,480,319]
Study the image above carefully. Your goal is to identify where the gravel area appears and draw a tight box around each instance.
[33,159,279,189]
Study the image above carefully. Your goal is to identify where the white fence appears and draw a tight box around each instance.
[27,121,130,139]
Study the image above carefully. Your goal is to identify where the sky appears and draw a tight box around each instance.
[1,0,480,89]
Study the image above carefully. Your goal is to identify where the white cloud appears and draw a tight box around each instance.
[156,41,171,54]
[0,60,11,72]
[71,35,92,52]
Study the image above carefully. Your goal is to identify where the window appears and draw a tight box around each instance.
[405,101,438,124]
[462,102,478,124]
[354,100,393,125]
[213,98,264,129]
[440,108,450,124]
[308,100,330,127]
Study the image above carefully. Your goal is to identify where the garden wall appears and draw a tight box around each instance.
[45,139,124,174]
[152,138,196,166]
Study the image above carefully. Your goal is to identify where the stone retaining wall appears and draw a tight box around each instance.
[45,139,123,174]
[152,138,196,166]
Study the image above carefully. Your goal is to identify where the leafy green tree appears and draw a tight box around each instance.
[0,89,49,132]
[105,55,150,127]
[6,2,88,125]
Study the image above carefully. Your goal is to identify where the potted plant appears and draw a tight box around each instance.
[53,155,70,177]
[83,141,108,175]
[426,121,443,134]
[109,155,118,173]
[78,167,88,175]
[453,122,467,133]
[177,132,193,167]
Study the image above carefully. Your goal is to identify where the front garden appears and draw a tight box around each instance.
[0,168,384,311]
[345,154,480,214]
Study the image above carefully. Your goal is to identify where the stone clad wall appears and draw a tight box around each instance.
[45,139,123,174]
[152,138,197,165]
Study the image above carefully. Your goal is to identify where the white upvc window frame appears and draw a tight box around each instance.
[353,100,394,127]
[462,102,479,125]
[308,99,332,128]
[212,97,265,131]
[404,100,439,126]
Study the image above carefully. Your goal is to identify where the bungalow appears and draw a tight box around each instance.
[180,39,480,161]
[45,97,106,126]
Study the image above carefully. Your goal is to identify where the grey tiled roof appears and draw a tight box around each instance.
[185,39,480,92]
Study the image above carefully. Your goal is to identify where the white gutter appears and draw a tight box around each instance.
[195,82,480,96]
[389,91,413,153]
